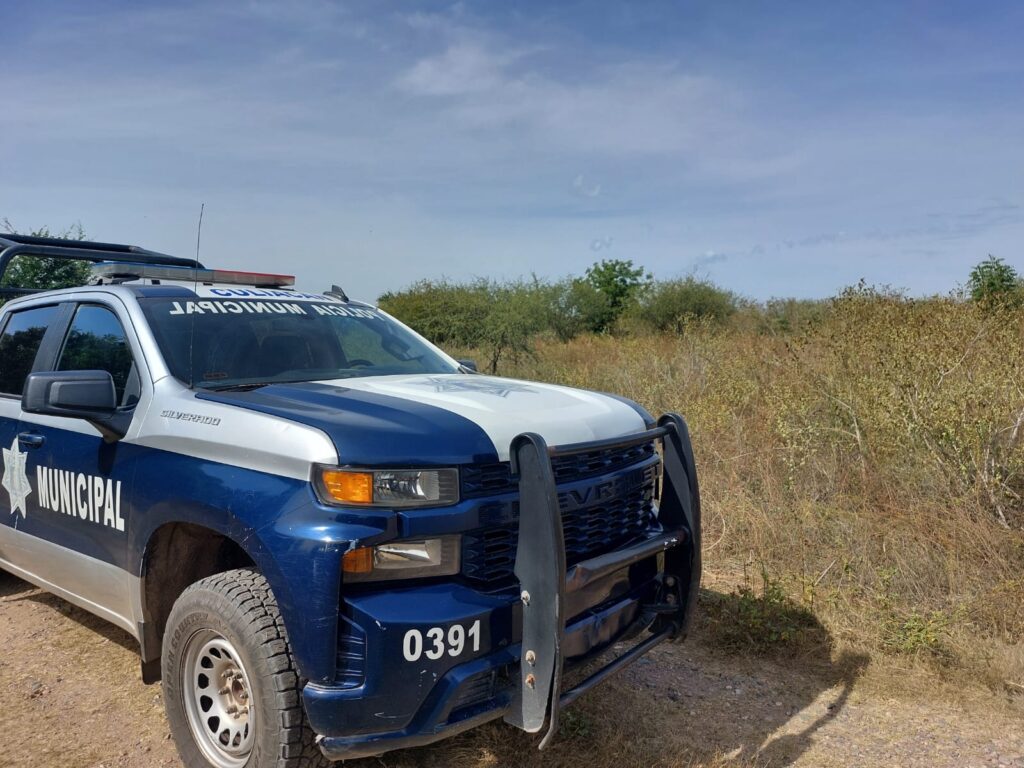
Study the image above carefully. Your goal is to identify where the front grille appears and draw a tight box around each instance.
[461,462,517,498]
[461,443,660,589]
[551,440,657,483]
[335,616,366,688]
[461,440,657,499]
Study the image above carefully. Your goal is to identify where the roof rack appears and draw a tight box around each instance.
[0,233,204,299]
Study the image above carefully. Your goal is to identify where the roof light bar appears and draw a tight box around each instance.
[91,263,295,287]
[211,269,295,287]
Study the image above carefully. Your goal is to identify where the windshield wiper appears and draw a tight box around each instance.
[203,377,334,392]
[202,382,273,392]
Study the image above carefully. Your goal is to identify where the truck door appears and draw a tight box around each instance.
[14,301,143,633]
[0,302,63,561]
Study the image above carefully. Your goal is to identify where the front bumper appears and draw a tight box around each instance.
[307,561,673,760]
[306,414,701,760]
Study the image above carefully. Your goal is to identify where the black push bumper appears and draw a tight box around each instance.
[505,412,701,748]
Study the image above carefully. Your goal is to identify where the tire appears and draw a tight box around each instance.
[162,568,329,768]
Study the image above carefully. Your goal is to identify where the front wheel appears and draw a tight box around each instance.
[161,569,328,768]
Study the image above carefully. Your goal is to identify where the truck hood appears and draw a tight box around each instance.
[197,373,649,465]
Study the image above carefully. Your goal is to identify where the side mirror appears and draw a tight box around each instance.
[22,371,129,441]
[457,359,478,373]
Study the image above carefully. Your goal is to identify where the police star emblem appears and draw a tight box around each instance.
[2,437,32,518]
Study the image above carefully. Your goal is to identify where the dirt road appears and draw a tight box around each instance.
[1,571,1021,768]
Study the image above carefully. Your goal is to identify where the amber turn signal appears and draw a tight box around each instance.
[320,470,374,504]
[342,547,375,574]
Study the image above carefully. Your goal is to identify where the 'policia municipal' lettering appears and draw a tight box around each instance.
[35,467,125,532]
[168,301,307,315]
[167,300,380,318]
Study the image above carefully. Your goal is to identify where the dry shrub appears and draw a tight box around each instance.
[493,289,1024,687]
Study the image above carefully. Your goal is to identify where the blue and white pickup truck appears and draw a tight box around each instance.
[0,233,700,767]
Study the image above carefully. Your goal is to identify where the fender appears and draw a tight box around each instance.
[129,448,394,683]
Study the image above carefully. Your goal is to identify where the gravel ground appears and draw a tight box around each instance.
[1,571,1021,768]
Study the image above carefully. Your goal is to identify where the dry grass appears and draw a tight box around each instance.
[359,677,747,768]
[486,290,1024,691]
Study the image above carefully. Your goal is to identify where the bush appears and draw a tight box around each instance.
[378,279,491,348]
[543,278,612,340]
[379,279,552,372]
[968,255,1022,307]
[624,277,738,333]
[758,297,830,334]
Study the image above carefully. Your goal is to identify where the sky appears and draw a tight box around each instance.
[1,0,1022,301]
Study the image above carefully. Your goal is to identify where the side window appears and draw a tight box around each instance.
[0,305,59,396]
[57,305,140,407]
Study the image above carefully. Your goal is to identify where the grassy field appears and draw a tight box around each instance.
[472,290,1024,692]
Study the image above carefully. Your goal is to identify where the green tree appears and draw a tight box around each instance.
[967,255,1021,306]
[542,277,611,341]
[583,259,650,332]
[0,219,91,296]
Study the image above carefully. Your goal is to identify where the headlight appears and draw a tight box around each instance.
[342,536,461,582]
[315,466,459,507]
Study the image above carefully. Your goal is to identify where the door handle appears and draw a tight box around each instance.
[17,432,45,449]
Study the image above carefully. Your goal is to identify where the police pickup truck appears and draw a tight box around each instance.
[0,233,700,767]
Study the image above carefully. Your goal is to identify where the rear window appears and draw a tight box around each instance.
[0,305,59,395]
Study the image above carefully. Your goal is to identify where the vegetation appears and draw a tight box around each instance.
[384,255,1024,689]
[702,567,826,654]
[968,255,1022,307]
[378,268,740,371]
[0,219,91,301]
[623,276,739,333]
[378,279,554,372]
[582,258,651,332]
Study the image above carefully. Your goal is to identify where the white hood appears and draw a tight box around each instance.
[330,373,647,461]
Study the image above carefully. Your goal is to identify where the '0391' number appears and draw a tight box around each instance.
[403,620,481,662]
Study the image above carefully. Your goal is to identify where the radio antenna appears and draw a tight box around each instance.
[188,203,205,389]
[195,202,205,262]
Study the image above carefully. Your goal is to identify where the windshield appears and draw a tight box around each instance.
[139,297,459,389]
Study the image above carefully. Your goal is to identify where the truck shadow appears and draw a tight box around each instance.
[365,587,868,768]
[0,572,867,768]
[0,570,139,653]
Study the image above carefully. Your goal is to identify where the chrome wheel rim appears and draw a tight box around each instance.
[181,630,256,768]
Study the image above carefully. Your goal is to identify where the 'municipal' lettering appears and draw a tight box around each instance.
[169,301,307,316]
[35,466,126,533]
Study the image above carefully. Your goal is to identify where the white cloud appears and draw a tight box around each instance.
[397,41,521,96]
[398,41,738,157]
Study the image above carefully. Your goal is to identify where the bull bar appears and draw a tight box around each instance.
[506,412,701,748]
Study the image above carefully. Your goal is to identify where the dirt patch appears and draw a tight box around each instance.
[0,572,178,767]
[1,570,1021,768]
